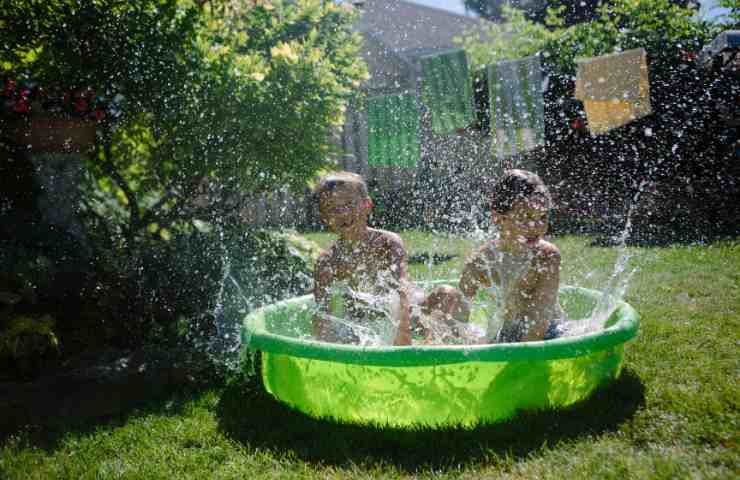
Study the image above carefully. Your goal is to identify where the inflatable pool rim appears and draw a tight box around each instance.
[241,284,639,367]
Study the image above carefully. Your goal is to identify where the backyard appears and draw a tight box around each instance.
[1,0,739,478]
[1,232,737,479]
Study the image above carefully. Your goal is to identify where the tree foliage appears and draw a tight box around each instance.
[463,0,695,27]
[546,0,714,75]
[457,0,717,76]
[0,0,198,116]
[455,5,560,78]
[716,0,740,26]
[2,0,367,252]
[464,0,604,26]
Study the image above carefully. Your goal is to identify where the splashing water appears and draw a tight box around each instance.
[319,283,486,346]
[563,176,650,337]
[298,197,645,347]
[211,169,654,357]
[189,243,249,372]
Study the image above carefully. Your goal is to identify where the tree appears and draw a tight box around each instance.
[456,5,559,75]
[8,0,369,253]
[96,0,366,251]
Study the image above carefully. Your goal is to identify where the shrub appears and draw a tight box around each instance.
[131,227,316,346]
[0,314,59,379]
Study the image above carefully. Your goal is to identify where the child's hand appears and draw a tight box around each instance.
[393,288,412,346]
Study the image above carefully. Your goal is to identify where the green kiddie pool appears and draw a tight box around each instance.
[240,284,639,428]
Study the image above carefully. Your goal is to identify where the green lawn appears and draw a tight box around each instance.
[1,234,738,479]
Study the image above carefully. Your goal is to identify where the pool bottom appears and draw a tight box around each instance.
[261,345,624,428]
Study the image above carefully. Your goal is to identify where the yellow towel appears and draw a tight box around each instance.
[576,48,652,135]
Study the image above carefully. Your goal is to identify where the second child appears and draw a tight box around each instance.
[459,169,566,343]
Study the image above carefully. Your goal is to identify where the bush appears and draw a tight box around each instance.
[129,227,316,347]
[0,315,59,379]
[77,0,368,255]
[1,0,367,358]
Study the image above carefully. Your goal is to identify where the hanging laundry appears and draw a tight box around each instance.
[367,93,420,168]
[575,48,652,135]
[420,49,475,135]
[488,55,546,160]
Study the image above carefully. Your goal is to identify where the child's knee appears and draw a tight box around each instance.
[425,285,469,321]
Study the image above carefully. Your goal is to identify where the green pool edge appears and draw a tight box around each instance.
[240,285,640,428]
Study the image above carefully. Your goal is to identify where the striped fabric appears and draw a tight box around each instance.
[367,93,420,168]
[488,55,546,160]
[575,48,652,135]
[420,49,476,135]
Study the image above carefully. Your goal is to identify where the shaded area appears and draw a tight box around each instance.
[216,362,645,471]
[0,347,221,444]
[0,387,201,454]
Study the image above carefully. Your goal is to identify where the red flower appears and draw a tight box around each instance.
[19,88,31,99]
[74,99,89,113]
[681,50,697,62]
[13,98,30,113]
[570,118,585,130]
[75,88,94,101]
[2,79,15,97]
[92,108,106,121]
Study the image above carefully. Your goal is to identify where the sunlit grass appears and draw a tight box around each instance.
[1,234,738,479]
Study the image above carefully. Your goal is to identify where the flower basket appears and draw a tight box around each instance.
[7,116,97,154]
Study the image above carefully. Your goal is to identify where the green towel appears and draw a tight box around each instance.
[488,55,546,159]
[367,93,420,168]
[420,49,475,135]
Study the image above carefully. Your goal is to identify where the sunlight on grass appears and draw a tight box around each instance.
[1,234,738,479]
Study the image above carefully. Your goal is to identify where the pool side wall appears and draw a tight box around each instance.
[260,345,624,427]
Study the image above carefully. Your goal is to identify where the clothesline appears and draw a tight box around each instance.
[366,47,654,168]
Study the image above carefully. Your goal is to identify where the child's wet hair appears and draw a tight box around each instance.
[316,171,369,198]
[490,169,551,214]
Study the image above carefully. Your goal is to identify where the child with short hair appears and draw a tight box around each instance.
[312,171,467,345]
[459,169,565,343]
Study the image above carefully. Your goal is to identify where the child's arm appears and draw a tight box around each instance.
[520,244,561,341]
[393,288,412,346]
[312,252,333,339]
[383,233,415,345]
[459,248,494,299]
[378,230,411,285]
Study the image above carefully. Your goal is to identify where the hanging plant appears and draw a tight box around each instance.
[0,78,126,153]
